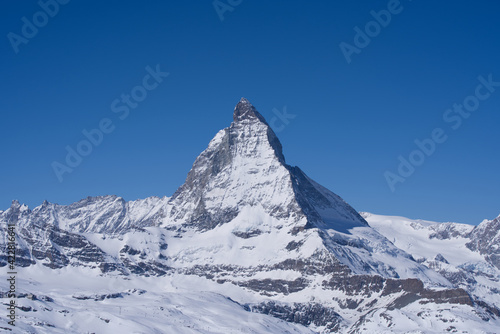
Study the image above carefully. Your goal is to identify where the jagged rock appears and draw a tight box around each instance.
[249,301,342,331]
[467,215,500,269]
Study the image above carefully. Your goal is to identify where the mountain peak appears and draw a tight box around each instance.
[233,97,268,124]
[166,97,372,237]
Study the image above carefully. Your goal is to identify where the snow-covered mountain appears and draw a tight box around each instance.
[1,98,499,333]
[363,212,500,314]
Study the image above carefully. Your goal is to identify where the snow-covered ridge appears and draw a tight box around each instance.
[2,195,170,234]
[363,212,500,309]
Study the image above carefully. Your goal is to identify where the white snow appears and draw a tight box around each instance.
[363,213,480,267]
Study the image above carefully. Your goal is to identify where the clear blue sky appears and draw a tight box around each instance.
[1,1,500,225]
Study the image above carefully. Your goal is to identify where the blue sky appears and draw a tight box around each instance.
[1,0,500,225]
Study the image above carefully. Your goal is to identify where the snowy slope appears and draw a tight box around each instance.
[0,266,314,334]
[363,212,500,309]
[361,213,477,266]
[1,263,497,334]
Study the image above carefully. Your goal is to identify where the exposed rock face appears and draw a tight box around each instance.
[249,302,343,332]
[167,97,302,231]
[467,215,500,269]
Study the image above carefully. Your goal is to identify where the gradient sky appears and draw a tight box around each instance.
[1,1,500,225]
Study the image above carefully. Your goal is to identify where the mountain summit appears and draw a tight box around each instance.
[233,97,269,124]
[168,97,366,234]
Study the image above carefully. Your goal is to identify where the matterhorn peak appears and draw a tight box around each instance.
[231,98,285,163]
[233,97,268,124]
[166,97,369,235]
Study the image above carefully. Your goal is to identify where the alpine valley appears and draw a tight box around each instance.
[1,98,499,333]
